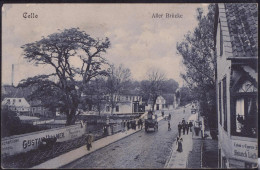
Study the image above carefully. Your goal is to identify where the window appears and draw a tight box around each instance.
[231,80,257,138]
[116,106,119,112]
[220,21,223,56]
[219,82,222,125]
[126,96,128,101]
[223,77,227,131]
[106,106,110,112]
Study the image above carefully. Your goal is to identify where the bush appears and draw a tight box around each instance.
[1,106,49,138]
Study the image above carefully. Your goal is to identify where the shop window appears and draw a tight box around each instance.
[223,77,227,131]
[245,162,257,168]
[116,106,119,112]
[231,80,257,138]
[218,82,222,125]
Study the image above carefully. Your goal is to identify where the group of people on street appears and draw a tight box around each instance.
[176,118,193,153]
[178,118,193,137]
[122,118,143,131]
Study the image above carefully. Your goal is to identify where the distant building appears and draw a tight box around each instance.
[1,97,30,115]
[145,95,165,111]
[102,94,143,114]
[214,3,257,168]
[29,100,54,118]
[145,93,179,111]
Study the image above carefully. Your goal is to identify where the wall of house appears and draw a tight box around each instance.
[102,102,133,114]
[145,96,167,111]
[216,13,232,168]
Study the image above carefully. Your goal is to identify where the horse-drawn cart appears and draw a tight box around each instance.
[145,111,158,132]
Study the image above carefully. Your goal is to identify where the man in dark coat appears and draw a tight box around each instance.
[182,120,186,135]
[127,120,130,130]
[178,122,182,137]
[186,122,189,134]
[189,121,193,132]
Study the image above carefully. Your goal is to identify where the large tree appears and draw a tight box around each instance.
[105,64,131,114]
[18,28,110,125]
[141,68,166,111]
[176,4,217,129]
[83,77,107,115]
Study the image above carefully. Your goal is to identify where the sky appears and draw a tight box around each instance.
[2,3,209,86]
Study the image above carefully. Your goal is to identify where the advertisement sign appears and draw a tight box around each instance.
[1,124,86,157]
[232,140,258,163]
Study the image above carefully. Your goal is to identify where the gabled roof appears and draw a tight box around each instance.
[218,3,258,58]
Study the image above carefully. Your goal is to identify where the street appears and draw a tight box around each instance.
[62,106,191,169]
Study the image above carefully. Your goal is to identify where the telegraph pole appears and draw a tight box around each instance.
[11,64,14,86]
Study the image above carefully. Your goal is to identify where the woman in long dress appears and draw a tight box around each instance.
[176,137,183,152]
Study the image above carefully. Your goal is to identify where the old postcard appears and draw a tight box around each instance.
[1,3,258,169]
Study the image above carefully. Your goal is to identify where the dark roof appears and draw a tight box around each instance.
[224,3,258,58]
[1,85,36,100]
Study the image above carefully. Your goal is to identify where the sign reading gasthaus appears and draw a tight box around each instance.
[232,140,258,163]
[1,124,86,157]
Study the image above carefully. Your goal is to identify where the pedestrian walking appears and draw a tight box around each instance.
[186,122,189,134]
[178,122,182,137]
[127,120,130,130]
[182,118,185,124]
[168,120,171,131]
[140,119,143,130]
[182,122,186,135]
[189,121,193,132]
[176,136,183,152]
[183,109,185,114]
[85,131,94,151]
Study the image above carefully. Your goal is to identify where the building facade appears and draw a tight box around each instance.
[145,95,166,111]
[214,3,257,168]
[102,94,143,114]
[29,100,54,118]
[1,97,31,115]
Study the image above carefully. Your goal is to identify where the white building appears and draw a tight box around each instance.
[102,94,143,114]
[2,97,31,115]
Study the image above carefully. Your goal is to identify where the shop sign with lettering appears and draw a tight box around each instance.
[232,140,257,163]
[1,124,86,157]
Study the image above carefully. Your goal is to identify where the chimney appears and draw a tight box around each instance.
[11,64,14,86]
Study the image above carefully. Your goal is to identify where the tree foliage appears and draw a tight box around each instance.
[83,77,107,115]
[177,4,217,128]
[105,64,132,114]
[141,68,166,111]
[18,28,110,125]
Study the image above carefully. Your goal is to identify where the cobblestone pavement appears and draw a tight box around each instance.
[62,107,191,169]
